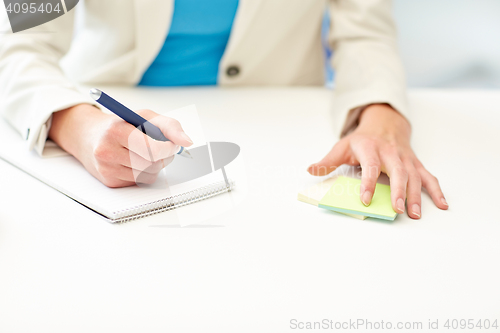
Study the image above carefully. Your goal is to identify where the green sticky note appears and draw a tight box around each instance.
[318,176,397,221]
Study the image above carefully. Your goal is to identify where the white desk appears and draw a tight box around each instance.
[1,88,499,333]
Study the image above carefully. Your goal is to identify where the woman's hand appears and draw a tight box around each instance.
[307,104,448,219]
[49,104,193,188]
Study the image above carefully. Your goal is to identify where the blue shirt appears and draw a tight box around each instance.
[139,0,239,87]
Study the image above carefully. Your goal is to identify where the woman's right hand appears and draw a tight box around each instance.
[49,104,193,188]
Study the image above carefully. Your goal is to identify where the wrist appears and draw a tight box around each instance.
[49,104,105,157]
[358,104,411,134]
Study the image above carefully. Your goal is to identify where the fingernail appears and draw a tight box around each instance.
[181,132,193,144]
[412,204,421,218]
[361,191,372,206]
[441,197,448,207]
[396,198,405,213]
[307,164,315,173]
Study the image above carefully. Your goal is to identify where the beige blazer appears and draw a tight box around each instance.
[0,0,408,154]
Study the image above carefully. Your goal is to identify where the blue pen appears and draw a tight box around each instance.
[90,88,192,159]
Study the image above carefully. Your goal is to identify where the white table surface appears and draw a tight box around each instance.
[1,87,499,333]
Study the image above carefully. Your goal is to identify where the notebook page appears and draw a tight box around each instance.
[0,105,226,220]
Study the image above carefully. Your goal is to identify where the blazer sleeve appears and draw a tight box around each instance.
[328,0,410,137]
[0,11,96,155]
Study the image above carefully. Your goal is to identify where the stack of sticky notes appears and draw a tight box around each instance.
[298,176,397,221]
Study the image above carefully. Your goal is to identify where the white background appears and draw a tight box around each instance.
[394,0,500,88]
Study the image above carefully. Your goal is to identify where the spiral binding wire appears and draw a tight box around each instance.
[104,179,234,223]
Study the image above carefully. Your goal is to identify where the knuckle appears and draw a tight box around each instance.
[149,161,163,173]
[93,144,110,161]
[408,168,420,180]
[363,183,376,193]
[393,166,408,180]
[410,173,422,187]
[414,173,422,184]
[148,144,163,162]
[402,171,409,182]
[388,146,400,157]
[364,158,380,169]
[415,161,428,173]
[103,120,122,139]
[364,140,379,151]
[164,117,180,127]
[363,170,380,181]
[98,170,121,188]
[137,109,154,118]
[155,142,174,158]
[423,171,438,183]
[413,159,424,170]
[130,158,145,171]
[96,164,112,179]
[402,152,416,163]
[146,161,158,172]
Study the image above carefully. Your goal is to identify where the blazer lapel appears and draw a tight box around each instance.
[132,0,266,84]
[219,0,266,82]
[133,0,174,83]
[223,0,264,56]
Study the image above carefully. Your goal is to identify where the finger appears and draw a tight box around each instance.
[352,143,381,206]
[130,156,174,183]
[113,165,159,185]
[103,146,158,172]
[95,163,145,187]
[123,149,173,174]
[404,159,422,219]
[101,179,136,188]
[123,128,179,162]
[135,154,175,175]
[418,165,448,210]
[139,110,194,147]
[93,163,136,188]
[307,139,351,176]
[132,169,160,185]
[380,151,408,214]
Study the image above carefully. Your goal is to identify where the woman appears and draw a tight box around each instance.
[0,0,448,218]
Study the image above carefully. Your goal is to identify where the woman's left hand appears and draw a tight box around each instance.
[307,104,449,219]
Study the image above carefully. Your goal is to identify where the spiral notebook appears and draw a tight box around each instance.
[0,106,234,223]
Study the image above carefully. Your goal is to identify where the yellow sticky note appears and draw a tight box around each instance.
[318,176,397,221]
[298,176,366,220]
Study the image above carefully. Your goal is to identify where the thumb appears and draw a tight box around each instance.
[307,139,350,176]
[139,110,194,147]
